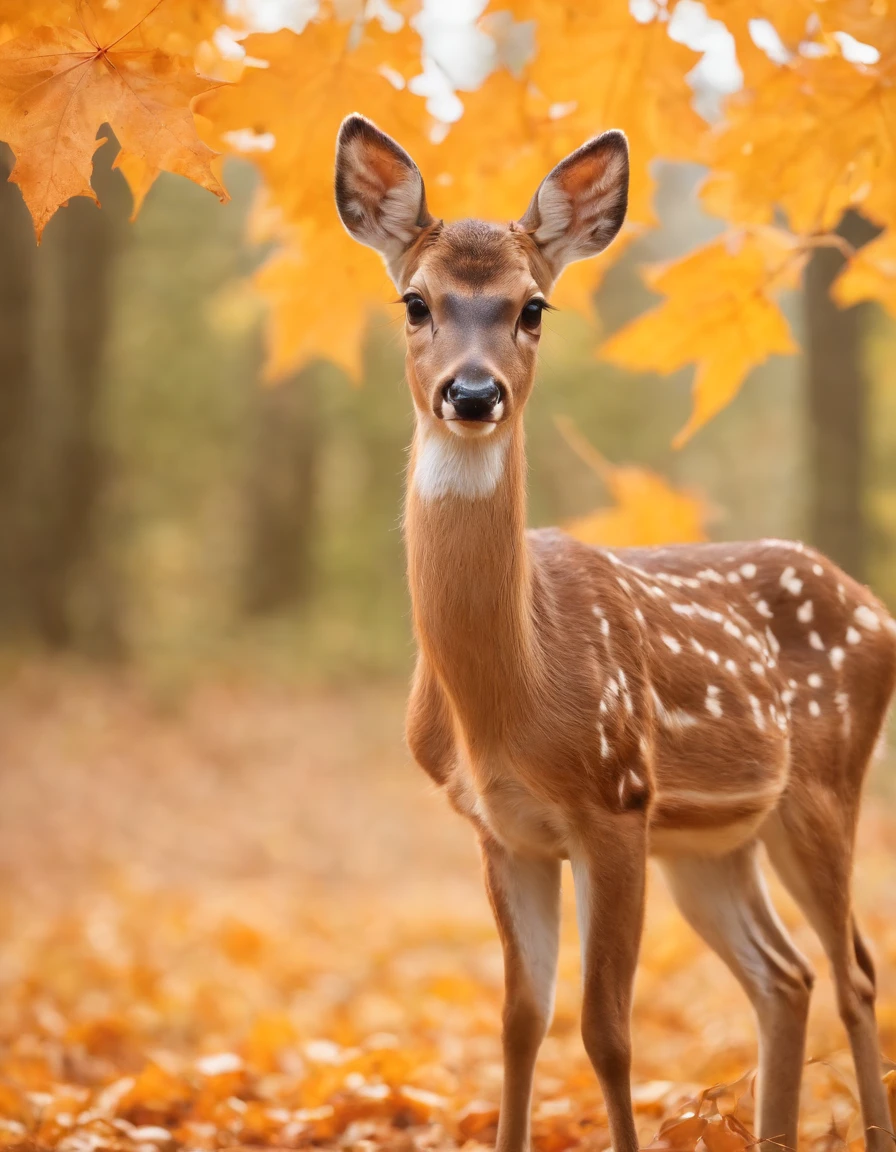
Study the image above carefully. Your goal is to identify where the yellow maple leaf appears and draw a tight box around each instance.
[0,1,228,238]
[496,0,704,227]
[601,230,803,447]
[832,233,896,318]
[556,418,711,547]
[0,0,229,54]
[196,14,428,230]
[254,224,392,382]
[701,43,896,234]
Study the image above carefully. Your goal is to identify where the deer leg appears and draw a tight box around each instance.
[571,812,647,1152]
[764,805,892,1152]
[481,838,562,1152]
[659,844,814,1152]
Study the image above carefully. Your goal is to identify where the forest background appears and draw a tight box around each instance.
[0,4,895,1152]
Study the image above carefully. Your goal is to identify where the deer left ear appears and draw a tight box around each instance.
[519,130,629,278]
[335,114,435,284]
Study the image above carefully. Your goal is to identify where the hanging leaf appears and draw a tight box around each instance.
[0,0,228,238]
[602,230,803,446]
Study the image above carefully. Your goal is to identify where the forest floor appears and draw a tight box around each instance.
[0,662,894,1152]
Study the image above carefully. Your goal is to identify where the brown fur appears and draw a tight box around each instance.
[335,115,896,1152]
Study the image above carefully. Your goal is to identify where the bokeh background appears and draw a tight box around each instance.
[0,2,895,1151]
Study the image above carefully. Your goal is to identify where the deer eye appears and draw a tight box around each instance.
[520,299,546,331]
[405,295,430,325]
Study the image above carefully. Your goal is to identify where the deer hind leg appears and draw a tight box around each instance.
[658,844,815,1152]
[481,838,562,1152]
[763,799,892,1152]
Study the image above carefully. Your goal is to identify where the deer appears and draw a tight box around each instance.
[334,112,896,1152]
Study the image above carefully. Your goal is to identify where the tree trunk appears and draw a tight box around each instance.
[0,136,126,653]
[804,210,880,582]
[241,361,319,616]
[0,147,37,639]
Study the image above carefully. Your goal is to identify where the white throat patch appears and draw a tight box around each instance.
[412,423,509,500]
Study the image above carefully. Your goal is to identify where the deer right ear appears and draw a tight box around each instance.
[519,130,629,279]
[335,114,435,284]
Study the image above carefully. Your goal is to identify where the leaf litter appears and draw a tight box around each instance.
[0,665,893,1152]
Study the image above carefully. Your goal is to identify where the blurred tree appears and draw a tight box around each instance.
[0,145,35,639]
[242,357,319,616]
[0,137,127,654]
[804,212,880,583]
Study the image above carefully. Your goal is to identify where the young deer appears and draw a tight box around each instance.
[335,113,896,1152]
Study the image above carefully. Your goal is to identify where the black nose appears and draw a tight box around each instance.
[444,377,502,420]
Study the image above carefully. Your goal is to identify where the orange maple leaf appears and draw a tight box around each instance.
[557,419,712,548]
[601,229,803,447]
[0,0,228,239]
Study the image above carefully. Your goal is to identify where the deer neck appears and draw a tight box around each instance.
[405,418,540,743]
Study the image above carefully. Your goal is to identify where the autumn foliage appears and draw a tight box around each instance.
[2,0,896,458]
[0,672,894,1152]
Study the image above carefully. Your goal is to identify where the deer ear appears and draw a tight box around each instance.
[335,114,435,283]
[519,130,629,278]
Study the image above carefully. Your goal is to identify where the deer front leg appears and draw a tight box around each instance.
[481,838,562,1152]
[571,811,647,1152]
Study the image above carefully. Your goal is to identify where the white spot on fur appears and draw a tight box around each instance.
[726,571,741,584]
[671,602,698,617]
[854,604,880,631]
[837,583,846,604]
[697,569,724,584]
[690,638,705,656]
[723,620,742,639]
[809,631,825,651]
[796,600,813,623]
[780,567,803,596]
[807,672,823,688]
[830,646,845,670]
[650,686,698,731]
[812,563,824,576]
[707,650,720,665]
[781,688,795,705]
[748,695,766,730]
[808,700,821,718]
[755,600,774,619]
[662,634,681,653]
[413,425,508,500]
[599,725,610,758]
[740,563,757,579]
[633,606,645,625]
[846,626,862,645]
[724,658,739,675]
[705,685,723,718]
[600,617,610,637]
[750,661,765,676]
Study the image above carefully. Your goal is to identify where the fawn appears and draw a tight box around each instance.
[334,113,896,1152]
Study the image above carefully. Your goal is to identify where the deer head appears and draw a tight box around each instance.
[335,114,629,440]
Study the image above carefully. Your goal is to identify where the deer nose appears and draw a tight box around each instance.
[444,376,502,420]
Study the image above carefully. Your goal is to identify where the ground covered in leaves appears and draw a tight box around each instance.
[0,665,894,1152]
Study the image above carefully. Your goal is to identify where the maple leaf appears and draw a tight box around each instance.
[556,419,711,547]
[0,0,229,53]
[601,230,803,447]
[0,2,228,239]
[496,0,704,227]
[701,42,896,234]
[255,224,391,382]
[832,233,896,318]
[196,14,427,230]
